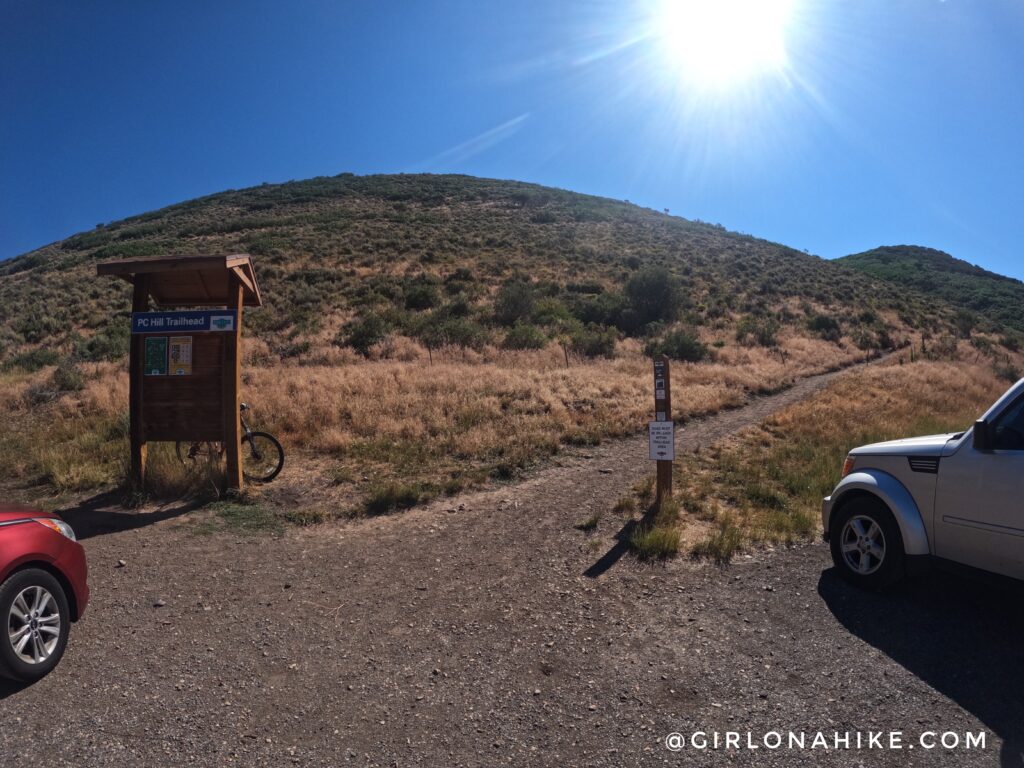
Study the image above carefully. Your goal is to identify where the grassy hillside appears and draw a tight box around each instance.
[1,174,946,363]
[0,174,994,515]
[839,245,1024,338]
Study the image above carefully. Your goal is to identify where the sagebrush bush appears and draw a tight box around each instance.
[625,266,680,331]
[494,280,535,326]
[4,348,60,372]
[52,362,85,392]
[503,323,547,350]
[570,324,617,358]
[338,313,390,356]
[736,315,779,347]
[645,329,709,363]
[808,314,842,343]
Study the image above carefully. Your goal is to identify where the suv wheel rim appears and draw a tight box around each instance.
[840,515,886,576]
[8,585,61,664]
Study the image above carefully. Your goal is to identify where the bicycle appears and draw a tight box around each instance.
[175,402,285,483]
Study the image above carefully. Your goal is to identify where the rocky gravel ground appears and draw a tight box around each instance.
[2,364,1020,767]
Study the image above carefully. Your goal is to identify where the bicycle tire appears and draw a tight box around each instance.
[241,431,284,483]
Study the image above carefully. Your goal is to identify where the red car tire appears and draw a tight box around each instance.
[0,567,72,682]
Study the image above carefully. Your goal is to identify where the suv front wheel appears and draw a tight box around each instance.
[830,497,905,589]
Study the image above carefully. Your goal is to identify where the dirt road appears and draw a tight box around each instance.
[2,364,1020,767]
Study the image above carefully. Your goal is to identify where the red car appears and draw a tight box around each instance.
[0,507,88,682]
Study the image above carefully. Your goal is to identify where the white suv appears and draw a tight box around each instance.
[823,378,1024,588]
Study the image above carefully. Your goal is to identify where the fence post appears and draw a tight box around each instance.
[651,355,674,507]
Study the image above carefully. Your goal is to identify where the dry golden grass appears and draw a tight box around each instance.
[678,352,1013,562]
[0,332,881,514]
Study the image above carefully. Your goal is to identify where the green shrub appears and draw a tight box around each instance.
[530,297,572,326]
[494,280,536,326]
[645,329,709,363]
[995,362,1021,384]
[928,334,958,359]
[503,323,547,350]
[953,310,976,339]
[404,282,440,311]
[337,313,390,356]
[438,317,489,350]
[736,314,779,347]
[568,292,627,328]
[13,314,64,345]
[52,363,85,392]
[4,348,60,372]
[1000,334,1021,352]
[570,324,617,358]
[625,266,680,330]
[808,314,842,342]
[278,340,311,359]
[75,322,130,362]
[415,312,489,351]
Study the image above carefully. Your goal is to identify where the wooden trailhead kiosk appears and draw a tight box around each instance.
[97,254,263,490]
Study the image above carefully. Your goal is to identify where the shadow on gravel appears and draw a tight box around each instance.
[583,521,640,578]
[819,567,1024,768]
[0,677,30,701]
[584,504,663,578]
[57,491,203,540]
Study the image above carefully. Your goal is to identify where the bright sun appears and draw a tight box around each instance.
[653,0,796,89]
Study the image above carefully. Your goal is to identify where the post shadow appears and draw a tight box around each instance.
[56,490,203,540]
[584,504,661,578]
[818,567,1024,767]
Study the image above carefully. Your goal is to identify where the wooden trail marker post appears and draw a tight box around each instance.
[98,254,262,491]
[649,355,675,506]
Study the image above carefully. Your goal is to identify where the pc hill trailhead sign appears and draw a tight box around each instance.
[97,254,263,490]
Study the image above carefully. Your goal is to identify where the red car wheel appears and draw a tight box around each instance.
[0,568,71,682]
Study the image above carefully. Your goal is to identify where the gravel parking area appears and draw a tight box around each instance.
[2,365,1018,767]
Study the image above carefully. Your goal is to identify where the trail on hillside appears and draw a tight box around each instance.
[7,354,1011,768]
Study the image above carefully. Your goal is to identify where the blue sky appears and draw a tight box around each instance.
[2,0,1023,278]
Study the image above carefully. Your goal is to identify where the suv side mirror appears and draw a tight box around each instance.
[973,419,994,451]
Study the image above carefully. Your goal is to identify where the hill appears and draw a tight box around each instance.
[838,245,1024,337]
[1,174,945,363]
[0,173,970,515]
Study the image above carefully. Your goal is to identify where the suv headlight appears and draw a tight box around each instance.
[841,455,856,478]
[33,517,77,541]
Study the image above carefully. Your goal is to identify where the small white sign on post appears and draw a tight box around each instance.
[648,421,675,461]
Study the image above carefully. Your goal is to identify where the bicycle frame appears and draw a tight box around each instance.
[240,412,254,442]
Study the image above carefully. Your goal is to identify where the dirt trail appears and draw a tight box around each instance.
[2,359,1017,767]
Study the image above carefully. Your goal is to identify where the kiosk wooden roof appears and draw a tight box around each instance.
[96,254,262,308]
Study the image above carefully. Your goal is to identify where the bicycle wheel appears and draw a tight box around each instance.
[241,432,284,483]
[175,441,224,469]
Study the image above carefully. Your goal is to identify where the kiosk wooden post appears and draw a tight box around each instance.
[98,255,262,492]
[223,274,244,490]
[129,275,150,487]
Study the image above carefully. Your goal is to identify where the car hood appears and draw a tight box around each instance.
[0,507,54,524]
[850,433,959,457]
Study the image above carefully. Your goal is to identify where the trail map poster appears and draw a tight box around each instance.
[144,337,168,376]
[169,336,193,376]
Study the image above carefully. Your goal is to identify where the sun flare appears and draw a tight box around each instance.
[653,0,796,89]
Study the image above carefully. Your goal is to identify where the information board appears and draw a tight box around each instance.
[144,337,168,376]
